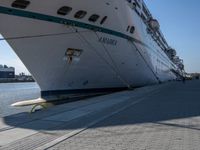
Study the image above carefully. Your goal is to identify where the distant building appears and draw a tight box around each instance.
[0,64,15,78]
[190,73,200,80]
[16,72,35,82]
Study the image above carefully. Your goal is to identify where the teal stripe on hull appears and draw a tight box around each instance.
[0,6,146,46]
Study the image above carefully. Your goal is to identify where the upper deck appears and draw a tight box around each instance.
[126,0,184,72]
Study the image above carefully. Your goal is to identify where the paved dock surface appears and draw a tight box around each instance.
[0,80,200,150]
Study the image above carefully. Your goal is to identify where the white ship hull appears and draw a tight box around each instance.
[0,0,179,98]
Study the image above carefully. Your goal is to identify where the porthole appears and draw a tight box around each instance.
[100,16,108,25]
[130,26,135,34]
[127,26,130,32]
[88,14,100,22]
[57,6,72,16]
[74,10,87,19]
[11,0,30,9]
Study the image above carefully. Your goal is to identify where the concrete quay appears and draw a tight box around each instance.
[0,80,200,150]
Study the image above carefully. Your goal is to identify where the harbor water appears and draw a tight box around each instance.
[0,82,40,117]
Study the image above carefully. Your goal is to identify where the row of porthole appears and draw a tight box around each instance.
[57,6,108,25]
[12,0,134,34]
[127,25,135,34]
[11,0,108,25]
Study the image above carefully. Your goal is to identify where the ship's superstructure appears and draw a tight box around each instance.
[0,0,185,99]
[0,65,15,78]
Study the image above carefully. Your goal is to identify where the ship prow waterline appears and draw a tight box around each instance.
[0,0,185,105]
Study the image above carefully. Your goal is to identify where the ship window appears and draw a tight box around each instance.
[142,5,149,17]
[12,0,30,9]
[74,10,87,19]
[141,13,147,22]
[100,16,108,25]
[134,8,140,16]
[57,6,72,16]
[132,2,136,8]
[135,0,141,9]
[127,26,130,32]
[89,14,100,22]
[130,26,135,34]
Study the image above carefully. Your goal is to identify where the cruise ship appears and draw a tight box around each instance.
[0,0,185,100]
[0,65,15,79]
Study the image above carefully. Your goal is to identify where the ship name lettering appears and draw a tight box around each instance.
[99,37,118,46]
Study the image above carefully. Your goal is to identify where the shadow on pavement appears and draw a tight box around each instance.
[2,80,200,132]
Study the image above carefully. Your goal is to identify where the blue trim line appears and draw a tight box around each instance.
[0,6,146,46]
[41,87,128,97]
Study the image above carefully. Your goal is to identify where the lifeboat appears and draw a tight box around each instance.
[149,18,160,30]
[167,48,177,58]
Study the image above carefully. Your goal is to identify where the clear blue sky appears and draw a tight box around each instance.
[0,35,29,75]
[0,1,200,74]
